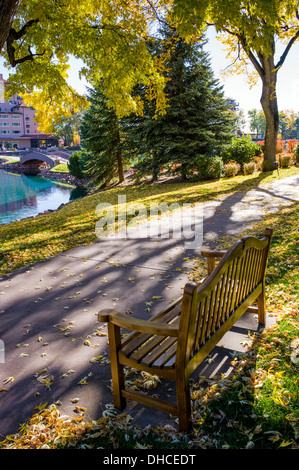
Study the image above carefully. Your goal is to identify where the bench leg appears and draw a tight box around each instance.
[176,372,192,432]
[108,323,126,410]
[257,288,266,326]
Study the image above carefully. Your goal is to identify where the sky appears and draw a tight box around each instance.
[1,26,299,132]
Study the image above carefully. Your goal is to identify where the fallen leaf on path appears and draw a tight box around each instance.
[70,398,80,403]
[3,377,14,384]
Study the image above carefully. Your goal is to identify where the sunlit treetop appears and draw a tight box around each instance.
[1,0,172,132]
[172,0,299,66]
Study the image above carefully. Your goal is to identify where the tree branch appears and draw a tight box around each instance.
[10,46,46,66]
[6,19,40,67]
[275,28,299,70]
[9,19,39,40]
[145,0,170,28]
[222,27,265,77]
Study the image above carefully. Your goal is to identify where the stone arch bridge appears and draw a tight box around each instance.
[20,150,69,169]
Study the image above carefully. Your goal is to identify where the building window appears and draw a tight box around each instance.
[12,122,21,126]
[11,114,20,119]
[0,114,9,119]
[12,130,21,134]
[0,122,9,126]
[1,130,9,134]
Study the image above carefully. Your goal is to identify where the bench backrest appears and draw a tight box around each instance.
[178,229,273,364]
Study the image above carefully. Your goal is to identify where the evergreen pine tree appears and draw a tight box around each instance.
[80,87,125,187]
[130,24,235,181]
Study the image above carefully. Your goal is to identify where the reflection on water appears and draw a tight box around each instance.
[0,170,74,225]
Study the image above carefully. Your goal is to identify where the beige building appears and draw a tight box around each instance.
[0,74,57,150]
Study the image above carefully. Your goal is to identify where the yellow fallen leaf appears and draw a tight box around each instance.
[279,440,293,448]
[70,398,80,403]
[78,376,88,385]
[3,377,14,384]
[285,413,298,422]
[74,406,86,413]
[37,402,48,410]
[268,434,280,443]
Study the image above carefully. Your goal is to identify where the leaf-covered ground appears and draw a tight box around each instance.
[0,167,298,449]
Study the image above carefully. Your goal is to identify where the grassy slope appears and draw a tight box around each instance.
[50,164,69,173]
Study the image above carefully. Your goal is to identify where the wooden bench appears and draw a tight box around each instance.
[98,228,273,431]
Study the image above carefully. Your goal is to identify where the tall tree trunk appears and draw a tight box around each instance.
[0,0,21,53]
[239,35,280,169]
[260,57,279,167]
[116,127,124,183]
[117,148,124,183]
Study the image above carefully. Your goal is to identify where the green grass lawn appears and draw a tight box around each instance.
[0,166,298,449]
[50,163,69,173]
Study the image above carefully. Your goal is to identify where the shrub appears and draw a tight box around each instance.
[221,137,258,167]
[255,140,265,148]
[67,151,88,179]
[287,139,297,153]
[254,144,262,156]
[276,140,284,153]
[243,161,256,175]
[254,156,263,171]
[279,154,291,168]
[223,162,240,177]
[194,155,223,181]
[294,143,299,164]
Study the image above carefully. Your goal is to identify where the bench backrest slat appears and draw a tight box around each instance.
[179,230,272,362]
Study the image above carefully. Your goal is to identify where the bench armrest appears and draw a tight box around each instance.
[98,309,179,337]
[201,248,226,275]
[201,249,226,258]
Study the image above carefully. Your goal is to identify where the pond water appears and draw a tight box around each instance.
[0,169,76,225]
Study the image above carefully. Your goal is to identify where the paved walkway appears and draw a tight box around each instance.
[0,174,298,438]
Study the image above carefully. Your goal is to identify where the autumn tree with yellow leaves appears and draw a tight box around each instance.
[172,0,299,167]
[0,0,169,131]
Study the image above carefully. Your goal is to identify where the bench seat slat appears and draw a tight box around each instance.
[122,317,180,364]
[141,336,178,367]
[129,335,170,362]
[121,303,182,353]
